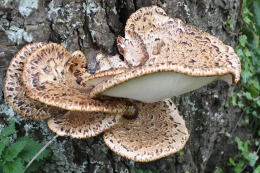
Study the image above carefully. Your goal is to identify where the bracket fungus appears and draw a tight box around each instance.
[4,42,58,120]
[88,6,241,103]
[22,43,127,113]
[4,5,242,163]
[103,99,189,162]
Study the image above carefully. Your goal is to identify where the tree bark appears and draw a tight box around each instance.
[0,0,248,172]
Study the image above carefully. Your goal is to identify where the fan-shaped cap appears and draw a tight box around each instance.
[22,43,126,113]
[103,99,189,162]
[4,42,59,120]
[118,6,241,83]
[48,111,122,139]
[90,6,241,102]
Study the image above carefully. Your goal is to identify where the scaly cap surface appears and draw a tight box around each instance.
[4,42,58,120]
[103,99,189,162]
[22,43,126,113]
[118,6,241,83]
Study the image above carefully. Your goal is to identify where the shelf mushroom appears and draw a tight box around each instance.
[22,43,127,114]
[4,42,130,139]
[3,5,241,163]
[103,99,189,162]
[86,6,241,103]
[4,42,59,120]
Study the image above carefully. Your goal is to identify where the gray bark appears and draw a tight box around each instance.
[0,0,249,172]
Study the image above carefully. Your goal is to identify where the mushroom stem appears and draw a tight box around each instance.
[123,102,138,120]
[24,135,58,171]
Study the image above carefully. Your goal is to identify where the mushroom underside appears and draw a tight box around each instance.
[101,72,232,103]
[92,5,240,103]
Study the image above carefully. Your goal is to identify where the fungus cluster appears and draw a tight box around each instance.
[4,6,240,162]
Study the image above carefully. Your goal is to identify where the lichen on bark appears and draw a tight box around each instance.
[0,0,247,172]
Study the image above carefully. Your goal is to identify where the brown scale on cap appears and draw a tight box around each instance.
[4,42,59,120]
[117,6,241,84]
[48,111,123,139]
[103,99,189,162]
[124,6,168,37]
[22,43,127,113]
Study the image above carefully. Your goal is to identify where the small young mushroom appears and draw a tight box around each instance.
[88,6,241,103]
[117,6,170,67]
[70,50,87,78]
[117,31,149,67]
[48,111,123,139]
[103,99,189,162]
[95,52,129,72]
[79,52,128,87]
[22,43,127,113]
[4,42,59,120]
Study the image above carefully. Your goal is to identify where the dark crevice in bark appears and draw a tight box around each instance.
[107,148,117,172]
[72,140,85,166]
[48,22,62,44]
[76,28,82,50]
[104,7,115,35]
[133,0,138,10]
[82,14,98,50]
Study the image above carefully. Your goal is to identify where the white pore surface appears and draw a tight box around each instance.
[102,72,232,103]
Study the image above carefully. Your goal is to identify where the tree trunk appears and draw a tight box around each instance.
[0,0,247,172]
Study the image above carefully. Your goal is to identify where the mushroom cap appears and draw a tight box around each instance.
[70,50,87,77]
[118,6,241,83]
[22,43,126,113]
[90,6,241,102]
[103,99,189,162]
[117,32,148,67]
[90,61,233,103]
[48,111,122,139]
[4,42,59,120]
